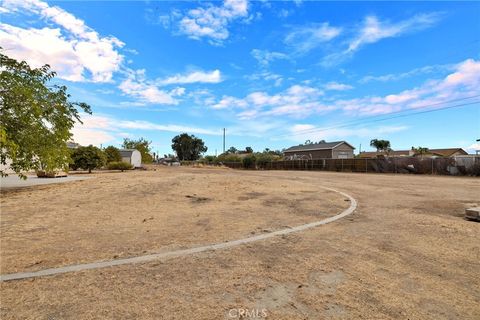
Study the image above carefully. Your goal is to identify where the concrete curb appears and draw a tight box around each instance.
[0,186,357,282]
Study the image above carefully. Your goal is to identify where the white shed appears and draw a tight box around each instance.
[119,149,142,168]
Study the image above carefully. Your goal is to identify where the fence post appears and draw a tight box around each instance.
[341,158,344,172]
[432,158,434,175]
[365,158,368,173]
[394,157,396,174]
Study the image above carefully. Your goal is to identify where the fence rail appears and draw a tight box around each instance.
[188,156,480,176]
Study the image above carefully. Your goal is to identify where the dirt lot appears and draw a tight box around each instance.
[1,167,479,319]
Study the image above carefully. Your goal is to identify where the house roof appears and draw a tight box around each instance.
[284,141,355,153]
[427,148,468,157]
[66,141,80,149]
[119,149,138,157]
[358,148,467,158]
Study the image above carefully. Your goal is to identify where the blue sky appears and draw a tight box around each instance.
[1,0,479,156]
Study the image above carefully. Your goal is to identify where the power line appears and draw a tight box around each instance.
[279,100,479,138]
[278,95,480,138]
[223,128,226,154]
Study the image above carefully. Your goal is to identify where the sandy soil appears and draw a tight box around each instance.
[1,167,479,319]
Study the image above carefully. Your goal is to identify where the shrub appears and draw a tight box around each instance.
[242,154,256,169]
[104,146,122,163]
[107,161,133,171]
[180,160,194,166]
[255,153,279,168]
[203,155,216,162]
[217,153,242,163]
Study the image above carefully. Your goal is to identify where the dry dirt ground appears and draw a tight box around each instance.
[1,167,479,319]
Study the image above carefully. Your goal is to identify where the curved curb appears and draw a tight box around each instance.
[0,186,357,282]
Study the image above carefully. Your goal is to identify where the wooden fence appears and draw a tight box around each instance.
[213,156,480,175]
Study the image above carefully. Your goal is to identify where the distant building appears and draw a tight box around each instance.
[358,147,468,158]
[66,141,80,149]
[284,141,355,159]
[119,149,142,167]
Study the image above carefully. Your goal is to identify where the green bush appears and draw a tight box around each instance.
[104,146,122,163]
[107,161,133,171]
[217,154,242,163]
[242,154,256,169]
[255,153,275,167]
[203,155,217,162]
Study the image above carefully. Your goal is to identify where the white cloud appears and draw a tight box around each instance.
[0,0,124,82]
[118,69,185,105]
[324,82,354,91]
[251,49,289,67]
[159,69,222,85]
[212,96,248,110]
[288,124,408,143]
[440,58,480,89]
[210,58,480,120]
[71,127,116,146]
[330,58,480,115]
[465,143,480,153]
[71,113,220,147]
[115,120,220,135]
[210,84,327,118]
[348,14,440,53]
[322,13,441,66]
[359,64,453,83]
[284,22,341,54]
[176,0,249,45]
[245,71,284,87]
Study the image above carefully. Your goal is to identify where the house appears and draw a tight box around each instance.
[66,141,80,149]
[358,147,468,158]
[425,148,468,157]
[284,141,355,160]
[119,149,142,168]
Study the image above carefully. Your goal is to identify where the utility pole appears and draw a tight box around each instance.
[223,128,226,154]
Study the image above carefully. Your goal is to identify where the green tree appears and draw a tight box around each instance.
[227,146,238,154]
[245,146,253,153]
[71,145,106,173]
[370,139,391,153]
[171,133,208,161]
[104,146,121,163]
[0,51,91,178]
[413,146,429,158]
[122,137,153,163]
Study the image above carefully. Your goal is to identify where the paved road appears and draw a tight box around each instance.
[0,175,91,190]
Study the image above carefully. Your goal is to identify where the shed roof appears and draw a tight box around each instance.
[284,141,355,153]
[119,149,138,157]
